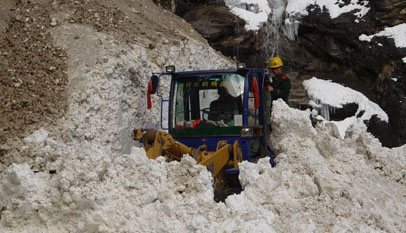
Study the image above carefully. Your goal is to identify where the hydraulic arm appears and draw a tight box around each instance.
[133,128,243,196]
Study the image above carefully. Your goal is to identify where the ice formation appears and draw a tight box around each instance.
[223,0,271,31]
[303,77,388,122]
[283,0,371,40]
[303,77,388,138]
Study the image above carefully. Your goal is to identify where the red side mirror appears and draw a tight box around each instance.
[250,77,260,109]
[147,75,159,109]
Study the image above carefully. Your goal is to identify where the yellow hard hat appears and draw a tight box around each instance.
[269,57,283,68]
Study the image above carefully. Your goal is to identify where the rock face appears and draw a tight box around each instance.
[156,0,264,66]
[375,0,406,26]
[156,0,406,147]
[289,1,406,147]
[182,5,255,62]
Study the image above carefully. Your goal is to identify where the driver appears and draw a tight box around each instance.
[208,88,239,124]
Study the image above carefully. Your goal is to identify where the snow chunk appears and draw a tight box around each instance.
[331,116,357,139]
[0,164,55,228]
[359,34,372,42]
[23,128,49,144]
[224,0,271,31]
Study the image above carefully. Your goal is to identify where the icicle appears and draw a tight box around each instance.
[263,0,287,58]
[308,96,334,121]
[321,104,330,121]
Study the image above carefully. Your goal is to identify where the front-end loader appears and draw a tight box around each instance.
[133,65,273,200]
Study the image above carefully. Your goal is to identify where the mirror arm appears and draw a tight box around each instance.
[147,79,153,109]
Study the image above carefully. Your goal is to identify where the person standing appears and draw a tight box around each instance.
[264,57,291,126]
[263,56,291,130]
[266,56,291,103]
[264,57,290,166]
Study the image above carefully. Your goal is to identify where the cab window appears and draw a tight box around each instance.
[172,74,245,129]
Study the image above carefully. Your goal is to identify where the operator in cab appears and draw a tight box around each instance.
[208,87,240,125]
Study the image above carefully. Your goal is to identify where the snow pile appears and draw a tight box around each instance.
[269,100,406,232]
[1,18,279,233]
[303,77,388,138]
[48,23,233,154]
[2,98,406,232]
[223,0,271,31]
[0,145,214,232]
[359,23,406,63]
[0,140,277,233]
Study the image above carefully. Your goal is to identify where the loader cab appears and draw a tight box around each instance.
[147,66,270,161]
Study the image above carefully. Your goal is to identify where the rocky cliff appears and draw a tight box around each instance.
[159,0,406,147]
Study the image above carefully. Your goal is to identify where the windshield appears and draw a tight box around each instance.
[172,73,245,130]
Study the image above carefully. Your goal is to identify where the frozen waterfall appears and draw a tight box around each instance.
[264,0,300,59]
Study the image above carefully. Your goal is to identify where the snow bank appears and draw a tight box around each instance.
[48,23,233,154]
[269,100,406,232]
[1,20,278,233]
[2,98,406,232]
